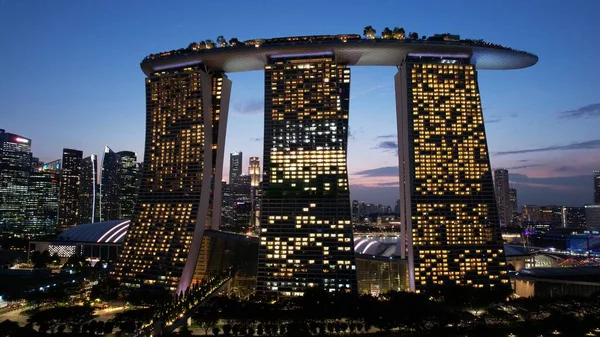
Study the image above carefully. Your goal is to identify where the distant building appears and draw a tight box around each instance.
[58,148,83,232]
[100,147,120,221]
[494,169,511,227]
[249,157,260,188]
[79,155,98,224]
[0,130,32,232]
[540,206,562,226]
[230,152,242,184]
[24,159,60,236]
[117,151,138,219]
[509,188,518,225]
[585,205,600,229]
[522,205,540,223]
[594,171,600,204]
[562,206,586,228]
[394,199,400,215]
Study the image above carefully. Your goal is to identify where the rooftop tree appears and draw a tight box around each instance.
[363,26,376,39]
[393,27,406,40]
[381,27,393,39]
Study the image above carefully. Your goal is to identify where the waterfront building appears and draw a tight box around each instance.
[79,155,98,224]
[0,130,32,232]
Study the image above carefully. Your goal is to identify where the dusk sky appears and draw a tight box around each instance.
[1,0,599,208]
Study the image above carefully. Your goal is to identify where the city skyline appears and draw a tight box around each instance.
[1,1,600,208]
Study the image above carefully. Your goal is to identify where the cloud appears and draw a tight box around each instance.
[505,164,543,170]
[373,141,398,153]
[554,165,571,172]
[376,134,395,139]
[495,139,600,156]
[250,137,262,142]
[233,99,263,114]
[353,166,399,177]
[486,118,501,124]
[559,103,600,119]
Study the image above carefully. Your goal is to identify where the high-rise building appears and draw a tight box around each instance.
[561,206,586,228]
[394,199,401,215]
[257,54,357,296]
[79,155,98,224]
[249,157,260,188]
[24,159,60,236]
[594,171,600,204]
[113,66,232,293]
[0,130,32,232]
[522,205,540,223]
[396,55,508,291]
[493,169,511,227]
[58,148,82,232]
[117,151,138,219]
[100,147,120,221]
[230,152,242,184]
[508,188,518,225]
[585,205,600,229]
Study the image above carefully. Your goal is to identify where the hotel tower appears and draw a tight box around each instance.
[112,66,231,292]
[257,54,357,296]
[396,55,508,291]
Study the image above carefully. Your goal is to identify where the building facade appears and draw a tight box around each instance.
[229,152,242,184]
[509,187,518,225]
[117,151,138,219]
[58,148,83,232]
[562,206,586,228]
[24,161,60,236]
[585,205,600,229]
[396,55,508,291]
[0,130,32,232]
[594,171,600,205]
[494,169,511,227]
[79,155,97,224]
[257,54,357,296]
[113,66,232,293]
[100,147,121,221]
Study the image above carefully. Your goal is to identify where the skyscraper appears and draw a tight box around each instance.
[117,151,138,219]
[522,205,540,223]
[257,54,357,296]
[113,66,232,293]
[561,206,586,228]
[58,148,82,232]
[100,146,120,221]
[0,130,32,232]
[508,188,518,226]
[493,169,511,227]
[79,155,97,224]
[594,171,600,204]
[230,152,242,184]
[249,157,260,188]
[25,159,60,236]
[396,55,508,291]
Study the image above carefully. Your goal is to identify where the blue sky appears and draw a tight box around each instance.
[1,0,599,208]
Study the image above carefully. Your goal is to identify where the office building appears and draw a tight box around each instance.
[230,152,242,184]
[79,155,97,224]
[117,151,138,219]
[249,157,260,188]
[594,171,600,204]
[257,54,357,296]
[396,55,508,291]
[493,169,511,227]
[0,130,32,232]
[24,160,60,236]
[562,206,586,228]
[540,205,562,226]
[100,147,120,221]
[508,188,518,225]
[58,148,82,232]
[113,66,232,293]
[522,205,541,223]
[585,205,600,229]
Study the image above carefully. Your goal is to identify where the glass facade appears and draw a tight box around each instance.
[398,56,508,291]
[0,130,32,233]
[58,148,82,232]
[25,162,60,236]
[101,146,120,221]
[113,66,231,292]
[257,54,357,296]
[494,169,511,227]
[117,151,138,219]
[79,155,97,224]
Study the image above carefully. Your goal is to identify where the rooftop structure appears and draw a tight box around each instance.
[141,34,537,75]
